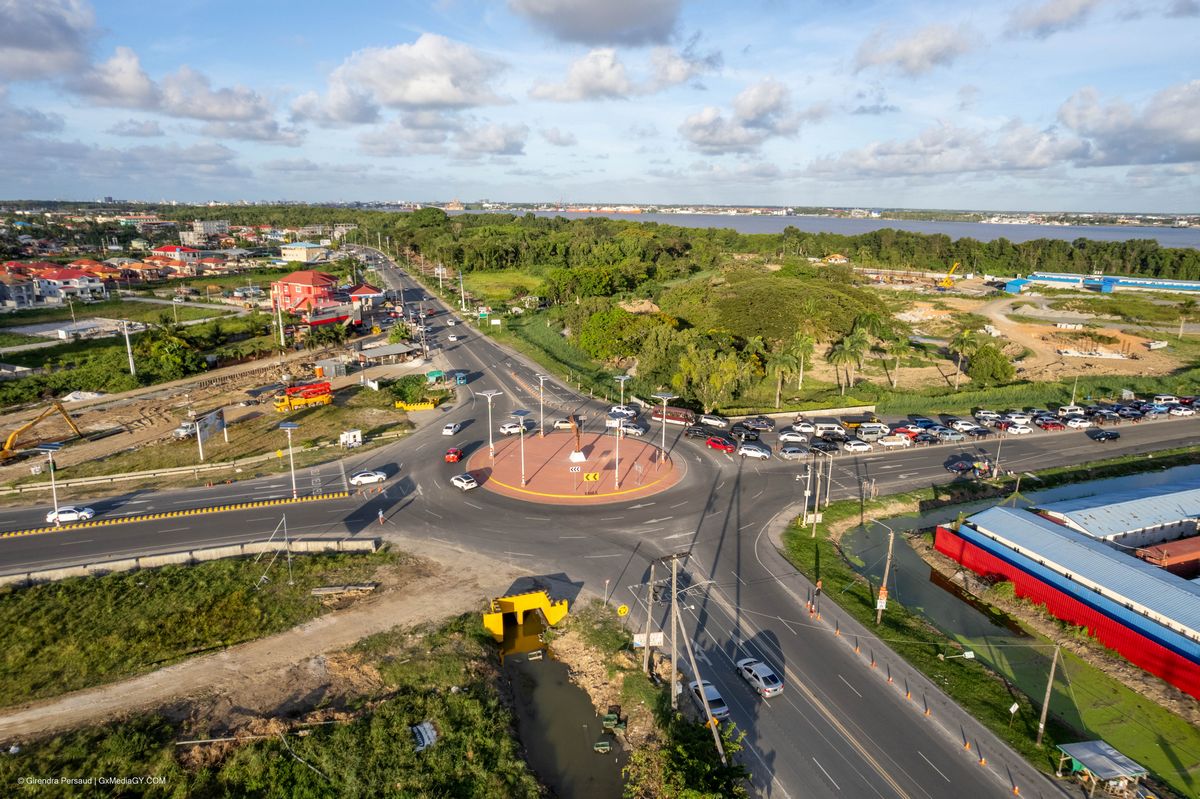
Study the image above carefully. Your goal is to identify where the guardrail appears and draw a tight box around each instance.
[0,536,381,588]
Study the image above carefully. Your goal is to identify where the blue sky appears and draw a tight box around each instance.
[1,0,1197,211]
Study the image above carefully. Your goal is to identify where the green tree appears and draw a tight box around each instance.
[966,343,1015,386]
[826,341,855,395]
[387,324,411,344]
[852,311,892,340]
[671,343,747,412]
[949,328,981,391]
[766,350,800,409]
[878,335,914,389]
[788,332,815,390]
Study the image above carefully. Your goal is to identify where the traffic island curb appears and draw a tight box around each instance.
[1,491,352,539]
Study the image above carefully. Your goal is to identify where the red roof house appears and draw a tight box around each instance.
[271,269,338,312]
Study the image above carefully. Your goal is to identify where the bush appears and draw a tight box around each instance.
[967,343,1015,386]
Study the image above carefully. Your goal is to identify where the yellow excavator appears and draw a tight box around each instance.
[937,262,961,289]
[1,402,84,460]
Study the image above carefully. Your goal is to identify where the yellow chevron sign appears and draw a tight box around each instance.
[583,472,600,482]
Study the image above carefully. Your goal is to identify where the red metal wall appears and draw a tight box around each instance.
[935,526,1200,700]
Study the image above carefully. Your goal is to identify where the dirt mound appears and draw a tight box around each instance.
[618,299,661,315]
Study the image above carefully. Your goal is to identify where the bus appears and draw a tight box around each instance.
[650,406,697,426]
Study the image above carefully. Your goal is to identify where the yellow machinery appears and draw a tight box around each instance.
[273,381,334,412]
[938,262,961,289]
[483,590,569,642]
[1,401,84,460]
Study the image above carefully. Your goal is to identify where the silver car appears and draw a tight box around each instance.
[737,442,772,460]
[778,429,808,444]
[736,657,784,698]
[689,680,730,720]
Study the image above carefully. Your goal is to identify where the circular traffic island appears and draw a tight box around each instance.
[466,429,683,505]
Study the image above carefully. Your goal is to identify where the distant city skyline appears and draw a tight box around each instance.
[1,1,1197,212]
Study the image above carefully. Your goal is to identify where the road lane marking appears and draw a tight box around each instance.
[583,553,623,559]
[838,674,863,698]
[812,757,841,790]
[425,510,443,519]
[61,539,92,545]
[158,526,191,533]
[663,531,693,540]
[524,515,551,521]
[918,751,951,783]
[776,615,798,635]
[559,535,586,539]
[463,501,483,509]
[670,500,689,508]
[643,516,673,524]
[600,516,624,521]
[732,571,747,587]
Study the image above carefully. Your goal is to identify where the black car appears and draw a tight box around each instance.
[1090,429,1121,442]
[966,427,992,439]
[684,425,712,439]
[742,416,775,431]
[730,427,760,442]
[913,432,939,445]
[945,460,974,474]
[809,439,838,453]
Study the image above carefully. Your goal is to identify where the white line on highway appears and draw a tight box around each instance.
[918,751,951,783]
[559,535,586,539]
[61,539,92,545]
[662,531,693,540]
[740,522,755,529]
[600,516,623,521]
[504,551,534,558]
[732,571,746,587]
[776,615,798,635]
[837,674,862,698]
[812,757,841,790]
[584,553,623,559]
[643,516,673,524]
[245,517,276,521]
[158,526,191,533]
[425,510,442,519]
[670,500,689,509]
[524,516,551,521]
[463,501,483,509]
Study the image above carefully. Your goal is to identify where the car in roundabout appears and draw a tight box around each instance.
[729,424,760,442]
[706,435,736,454]
[499,420,534,435]
[700,413,728,428]
[684,425,712,439]
[45,506,95,524]
[778,429,808,444]
[619,421,646,437]
[736,657,784,698]
[444,448,464,463]
[609,404,638,418]
[442,421,463,436]
[842,439,872,453]
[552,418,575,430]
[737,442,772,460]
[349,470,387,486]
[741,415,775,431]
[779,444,809,460]
[450,473,479,491]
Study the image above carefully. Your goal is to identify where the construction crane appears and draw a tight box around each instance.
[273,381,334,412]
[938,262,961,289]
[1,402,84,460]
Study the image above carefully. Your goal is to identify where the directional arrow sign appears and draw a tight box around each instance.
[583,472,600,482]
[569,466,582,473]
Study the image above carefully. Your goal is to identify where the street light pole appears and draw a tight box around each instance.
[122,320,136,377]
[280,421,300,499]
[37,444,63,523]
[481,390,502,459]
[512,409,531,486]
[652,392,676,470]
[615,374,631,409]
[535,374,550,437]
[874,520,896,626]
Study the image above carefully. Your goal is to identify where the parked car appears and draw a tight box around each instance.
[911,416,937,429]
[948,419,978,432]
[809,440,838,454]
[1117,407,1142,419]
[842,439,872,453]
[737,442,772,460]
[912,432,939,445]
[1090,430,1121,442]
[1002,412,1033,425]
[499,420,533,435]
[450,473,478,491]
[45,506,95,524]
[778,429,808,444]
[791,420,816,434]
[1035,419,1065,431]
[937,429,966,442]
[444,448,464,463]
[736,657,784,698]
[689,680,730,720]
[1065,416,1092,429]
[966,427,993,439]
[699,413,728,428]
[779,445,809,460]
[1168,405,1195,416]
[973,409,1001,422]
[706,436,736,453]
[447,334,461,342]
[1007,424,1034,435]
[349,470,387,485]
[890,425,921,439]
[442,421,462,436]
[877,435,912,449]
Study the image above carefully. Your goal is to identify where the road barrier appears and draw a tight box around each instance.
[0,491,352,539]
[0,537,381,588]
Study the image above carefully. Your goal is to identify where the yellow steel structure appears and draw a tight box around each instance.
[1,402,84,460]
[938,261,961,288]
[483,590,569,642]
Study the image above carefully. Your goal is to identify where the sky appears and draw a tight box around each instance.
[1,0,1197,211]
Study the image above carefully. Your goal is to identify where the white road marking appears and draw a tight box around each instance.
[158,526,191,533]
[61,539,92,545]
[425,510,442,519]
[837,674,863,698]
[812,757,841,790]
[692,646,710,666]
[776,615,798,635]
[670,500,690,509]
[643,516,673,524]
[463,501,483,509]
[583,553,623,559]
[662,531,693,540]
[559,535,586,539]
[918,751,951,783]
[732,571,746,587]
[600,516,623,521]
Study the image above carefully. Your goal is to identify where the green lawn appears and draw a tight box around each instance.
[462,270,544,304]
[1049,295,1188,326]
[0,298,228,329]
[0,331,43,347]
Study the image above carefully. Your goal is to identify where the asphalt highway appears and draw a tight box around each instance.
[3,247,1196,798]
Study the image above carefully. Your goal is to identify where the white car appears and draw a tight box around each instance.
[778,429,808,444]
[688,680,730,720]
[877,435,912,449]
[619,421,646,437]
[736,657,784,698]
[1065,416,1092,429]
[737,443,772,460]
[450,473,478,491]
[349,470,387,486]
[1002,412,1032,425]
[699,413,728,428]
[552,418,575,430]
[1006,424,1034,435]
[974,410,1001,422]
[791,420,815,434]
[45,506,95,524]
[447,319,456,326]
[1168,406,1195,416]
[609,404,638,418]
[779,445,808,460]
[842,439,872,453]
[949,419,978,432]
[442,421,462,436]
[447,334,460,342]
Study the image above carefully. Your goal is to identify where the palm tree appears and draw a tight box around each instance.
[949,328,980,391]
[767,350,799,409]
[884,335,913,389]
[826,342,855,395]
[853,312,892,341]
[789,333,816,390]
[1178,299,1196,340]
[844,329,871,386]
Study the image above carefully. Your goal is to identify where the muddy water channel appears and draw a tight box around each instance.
[501,615,626,799]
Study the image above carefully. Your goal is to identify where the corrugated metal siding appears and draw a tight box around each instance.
[967,506,1200,634]
[937,526,1200,700]
[1038,482,1200,539]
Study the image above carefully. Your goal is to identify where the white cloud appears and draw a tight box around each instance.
[291,84,378,127]
[455,122,530,157]
[0,0,93,80]
[1058,80,1200,165]
[0,137,248,185]
[855,24,976,77]
[648,40,722,90]
[541,127,577,146]
[259,158,374,180]
[357,113,464,157]
[0,87,64,134]
[530,49,633,101]
[105,118,163,137]
[509,0,680,45]
[680,79,823,154]
[68,47,160,109]
[160,66,272,121]
[1007,0,1107,38]
[200,119,305,147]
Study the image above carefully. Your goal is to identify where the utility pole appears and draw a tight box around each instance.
[122,321,136,377]
[875,522,895,625]
[642,561,656,674]
[675,574,727,765]
[824,451,834,508]
[458,269,467,311]
[275,295,285,347]
[1036,644,1061,747]
[670,555,679,710]
[810,463,820,537]
[1070,374,1079,406]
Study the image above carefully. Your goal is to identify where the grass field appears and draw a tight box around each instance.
[481,312,619,399]
[0,298,229,330]
[0,331,43,348]
[0,613,543,798]
[0,549,409,708]
[462,270,543,304]
[1049,294,1187,326]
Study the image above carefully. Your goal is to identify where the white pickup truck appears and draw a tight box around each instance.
[171,420,197,440]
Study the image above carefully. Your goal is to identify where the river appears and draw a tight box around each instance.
[449,210,1200,249]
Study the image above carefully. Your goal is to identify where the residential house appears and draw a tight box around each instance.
[280,242,328,263]
[348,283,385,309]
[271,269,338,312]
[151,245,202,265]
[0,274,36,308]
[35,268,107,302]
[823,253,850,265]
[126,262,166,281]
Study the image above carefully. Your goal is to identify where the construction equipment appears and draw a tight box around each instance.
[937,262,961,289]
[1,401,84,460]
[273,381,333,412]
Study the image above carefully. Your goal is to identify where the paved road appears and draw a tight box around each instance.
[5,246,1197,798]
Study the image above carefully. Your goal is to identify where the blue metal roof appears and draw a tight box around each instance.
[1037,481,1200,539]
[966,506,1200,637]
[284,241,324,248]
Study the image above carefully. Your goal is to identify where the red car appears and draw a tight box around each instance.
[706,436,736,453]
[1036,419,1065,431]
[444,447,464,463]
[890,426,921,439]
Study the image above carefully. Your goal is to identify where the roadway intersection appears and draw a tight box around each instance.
[1,248,1196,798]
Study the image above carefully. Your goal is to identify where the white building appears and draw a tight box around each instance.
[35,268,107,302]
[281,242,329,263]
[193,219,230,236]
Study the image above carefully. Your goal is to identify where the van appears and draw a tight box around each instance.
[1153,395,1178,404]
[1056,405,1085,418]
[814,422,846,438]
[857,423,889,442]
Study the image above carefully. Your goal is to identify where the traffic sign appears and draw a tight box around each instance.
[876,599,887,610]
[569,466,582,473]
[583,472,600,482]
[617,604,629,617]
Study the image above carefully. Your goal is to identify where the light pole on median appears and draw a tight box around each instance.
[480,390,503,459]
[279,421,300,499]
[36,443,63,524]
[512,409,531,486]
[614,374,631,409]
[535,374,550,437]
[652,392,676,470]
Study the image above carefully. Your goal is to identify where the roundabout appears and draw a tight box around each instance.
[466,429,685,504]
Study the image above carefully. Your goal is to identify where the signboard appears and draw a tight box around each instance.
[196,409,224,444]
[490,318,501,326]
[632,632,665,648]
[876,599,887,610]
[1009,703,1020,715]
[583,472,600,482]
[569,466,582,473]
